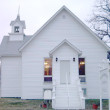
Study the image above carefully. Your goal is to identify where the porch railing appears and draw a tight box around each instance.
[76,78,85,109]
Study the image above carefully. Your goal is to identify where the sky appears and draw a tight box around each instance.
[0,0,96,43]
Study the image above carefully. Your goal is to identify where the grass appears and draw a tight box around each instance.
[0,98,52,110]
[86,99,109,110]
[0,98,109,110]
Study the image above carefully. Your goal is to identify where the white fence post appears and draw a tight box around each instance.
[108,61,110,110]
[99,64,102,110]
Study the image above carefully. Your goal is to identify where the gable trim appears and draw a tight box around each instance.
[49,39,82,56]
[19,6,110,51]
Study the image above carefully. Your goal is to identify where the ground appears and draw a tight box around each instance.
[0,98,52,110]
[0,98,108,110]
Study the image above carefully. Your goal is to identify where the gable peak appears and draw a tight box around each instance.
[58,5,70,12]
[49,39,82,56]
[61,5,67,9]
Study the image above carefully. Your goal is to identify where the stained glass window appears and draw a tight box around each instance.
[79,58,85,75]
[44,58,52,82]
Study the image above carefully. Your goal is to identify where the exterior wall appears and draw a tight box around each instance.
[9,34,23,41]
[1,57,21,97]
[21,10,108,99]
[21,53,44,99]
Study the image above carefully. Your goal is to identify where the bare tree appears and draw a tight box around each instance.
[89,0,110,43]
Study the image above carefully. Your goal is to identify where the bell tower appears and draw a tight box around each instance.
[9,14,26,41]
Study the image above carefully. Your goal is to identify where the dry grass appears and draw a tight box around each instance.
[0,98,109,110]
[0,98,52,110]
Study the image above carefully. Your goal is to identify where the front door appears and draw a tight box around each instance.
[60,60,70,84]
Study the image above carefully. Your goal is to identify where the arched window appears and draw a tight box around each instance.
[14,26,19,33]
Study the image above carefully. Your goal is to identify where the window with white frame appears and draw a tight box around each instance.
[79,76,86,82]
[44,58,52,82]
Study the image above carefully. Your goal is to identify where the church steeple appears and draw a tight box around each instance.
[16,14,20,21]
[9,13,26,41]
[16,5,20,21]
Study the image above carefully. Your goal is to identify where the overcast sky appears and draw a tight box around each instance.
[0,0,96,43]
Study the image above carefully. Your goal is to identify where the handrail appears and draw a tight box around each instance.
[52,80,56,109]
[52,78,85,109]
[76,78,85,109]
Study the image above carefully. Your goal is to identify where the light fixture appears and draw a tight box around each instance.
[56,57,58,62]
[73,58,75,62]
[80,62,85,65]
[44,62,48,65]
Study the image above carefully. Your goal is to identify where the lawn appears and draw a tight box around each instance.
[0,98,109,110]
[85,99,109,110]
[0,98,52,110]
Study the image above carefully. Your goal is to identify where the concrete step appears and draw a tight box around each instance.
[55,97,80,102]
[56,93,79,96]
[56,87,77,90]
[52,82,85,110]
[55,96,81,102]
[56,85,77,88]
[55,104,82,109]
[54,107,84,110]
[56,88,78,92]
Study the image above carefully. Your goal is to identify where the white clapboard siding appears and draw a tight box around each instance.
[21,9,108,99]
[1,57,21,97]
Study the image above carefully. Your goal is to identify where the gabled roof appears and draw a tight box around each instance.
[19,5,110,51]
[10,15,26,29]
[49,39,82,56]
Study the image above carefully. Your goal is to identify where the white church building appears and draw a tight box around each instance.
[0,6,110,109]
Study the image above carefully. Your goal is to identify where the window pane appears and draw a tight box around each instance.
[44,58,52,76]
[82,88,87,96]
[79,77,86,82]
[79,58,85,75]
[14,26,19,33]
[44,77,52,82]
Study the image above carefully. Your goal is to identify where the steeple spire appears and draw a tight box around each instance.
[10,4,26,38]
[18,5,20,16]
[16,5,20,20]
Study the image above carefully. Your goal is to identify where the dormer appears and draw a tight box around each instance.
[9,14,26,41]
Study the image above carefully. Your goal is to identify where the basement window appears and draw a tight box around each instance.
[79,76,86,82]
[82,88,87,96]
[44,58,52,82]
